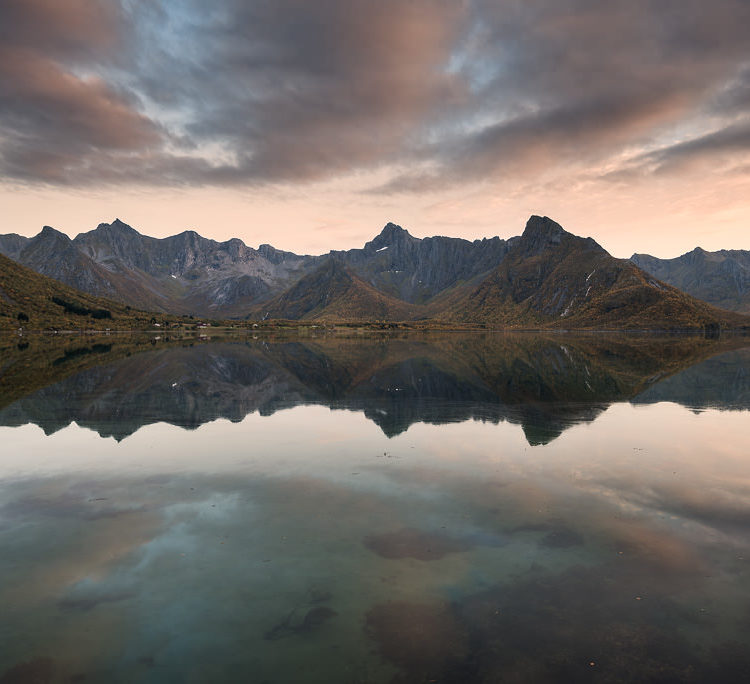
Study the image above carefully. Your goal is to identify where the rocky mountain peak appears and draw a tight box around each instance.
[680,246,709,267]
[104,218,138,233]
[368,222,416,251]
[95,219,138,234]
[522,215,566,241]
[380,222,411,240]
[170,229,206,247]
[0,232,29,260]
[257,243,296,264]
[381,221,407,235]
[632,245,750,314]
[517,215,569,256]
[38,225,70,242]
[519,215,604,257]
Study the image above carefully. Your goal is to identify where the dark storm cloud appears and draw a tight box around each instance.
[0,0,122,58]
[0,49,162,182]
[140,0,468,182]
[638,121,750,174]
[374,88,697,193]
[0,0,161,183]
[709,63,750,115]
[0,0,749,187]
[381,0,750,191]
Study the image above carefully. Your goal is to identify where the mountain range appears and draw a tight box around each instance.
[0,217,512,319]
[1,215,748,329]
[631,248,750,314]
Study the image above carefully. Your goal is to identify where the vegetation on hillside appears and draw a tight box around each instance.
[0,253,220,331]
[250,258,420,322]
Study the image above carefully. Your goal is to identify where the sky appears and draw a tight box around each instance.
[1,0,749,258]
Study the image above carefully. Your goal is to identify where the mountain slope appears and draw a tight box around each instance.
[253,258,420,321]
[12,225,182,314]
[631,248,750,314]
[0,253,167,329]
[16,226,121,297]
[444,216,749,330]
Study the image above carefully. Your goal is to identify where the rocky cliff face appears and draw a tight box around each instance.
[631,248,750,314]
[16,226,120,298]
[0,233,29,261]
[337,222,514,303]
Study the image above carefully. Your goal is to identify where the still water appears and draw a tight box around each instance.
[0,332,749,683]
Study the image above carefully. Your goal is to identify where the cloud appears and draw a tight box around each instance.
[0,49,162,182]
[0,0,749,189]
[379,0,750,191]
[0,0,122,59]
[635,121,750,175]
[0,0,161,184]
[150,0,468,182]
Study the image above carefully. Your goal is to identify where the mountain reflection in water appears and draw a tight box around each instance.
[1,332,749,683]
[1,332,748,444]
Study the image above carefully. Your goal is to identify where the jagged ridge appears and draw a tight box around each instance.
[0,219,511,317]
[442,216,749,330]
[632,247,750,314]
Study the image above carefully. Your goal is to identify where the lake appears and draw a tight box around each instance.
[1,332,749,683]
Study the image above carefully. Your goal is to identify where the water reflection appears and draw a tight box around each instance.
[0,333,749,683]
[1,332,748,444]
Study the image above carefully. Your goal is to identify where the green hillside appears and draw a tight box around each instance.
[0,253,179,330]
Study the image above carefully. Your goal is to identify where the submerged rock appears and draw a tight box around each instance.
[364,527,473,561]
[298,606,337,633]
[264,604,338,640]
